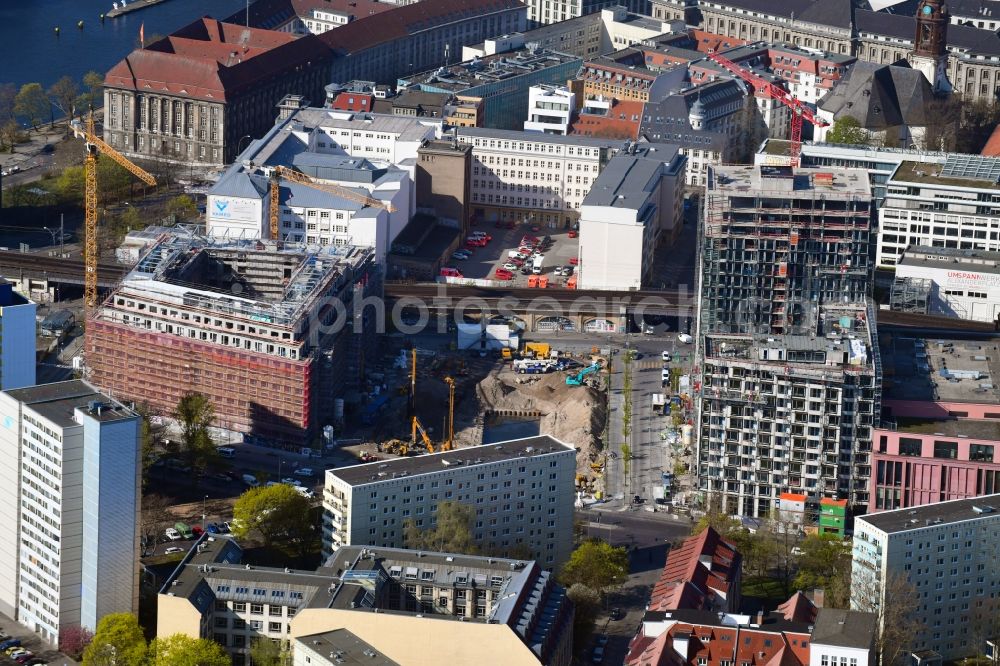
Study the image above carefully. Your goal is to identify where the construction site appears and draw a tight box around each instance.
[352,339,610,482]
[86,228,380,444]
[702,164,874,336]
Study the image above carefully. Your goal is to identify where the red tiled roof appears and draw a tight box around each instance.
[688,29,748,54]
[628,622,810,666]
[648,527,741,611]
[104,18,331,103]
[319,0,525,54]
[982,124,1000,156]
[329,91,373,111]
[569,100,643,141]
[777,592,817,624]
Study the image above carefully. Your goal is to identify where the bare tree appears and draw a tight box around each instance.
[968,596,1000,661]
[140,493,176,554]
[852,569,923,666]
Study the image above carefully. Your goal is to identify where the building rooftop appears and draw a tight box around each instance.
[6,380,136,427]
[457,126,624,149]
[811,608,876,649]
[890,156,1000,190]
[708,164,871,196]
[104,18,331,103]
[582,142,681,211]
[858,493,1000,534]
[899,245,1000,276]
[295,629,399,666]
[399,47,580,93]
[880,333,1000,404]
[326,435,575,486]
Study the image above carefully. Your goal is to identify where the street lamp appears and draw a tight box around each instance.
[236,134,253,158]
[201,495,208,530]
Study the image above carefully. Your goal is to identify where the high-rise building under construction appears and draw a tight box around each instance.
[696,165,880,518]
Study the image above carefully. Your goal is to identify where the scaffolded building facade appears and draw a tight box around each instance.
[696,166,880,518]
[87,231,379,445]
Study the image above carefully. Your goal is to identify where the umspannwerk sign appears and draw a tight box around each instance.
[944,270,1000,289]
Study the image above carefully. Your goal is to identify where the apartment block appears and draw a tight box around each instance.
[852,495,1000,661]
[702,165,874,336]
[322,436,576,567]
[207,109,421,258]
[158,536,573,666]
[525,85,575,135]
[457,127,622,228]
[698,303,882,518]
[87,230,378,445]
[0,381,139,646]
[398,47,583,130]
[872,333,1000,511]
[0,279,36,391]
[878,155,1000,266]
[579,141,685,290]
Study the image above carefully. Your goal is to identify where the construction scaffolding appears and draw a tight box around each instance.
[701,165,873,337]
[889,276,931,314]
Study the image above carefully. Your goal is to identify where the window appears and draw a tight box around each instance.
[233,619,246,630]
[250,604,264,615]
[934,441,958,459]
[268,622,282,633]
[970,444,994,462]
[899,438,923,456]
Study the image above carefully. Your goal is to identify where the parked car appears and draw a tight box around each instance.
[591,647,605,664]
[164,547,185,555]
[213,522,229,534]
[242,474,259,487]
[677,333,693,344]
[440,267,463,278]
[502,262,520,271]
[191,525,204,537]
[294,468,314,478]
[165,527,182,541]
[205,523,220,535]
[568,230,579,238]
[0,640,21,651]
[295,486,315,499]
[494,268,514,280]
[594,635,609,647]
[470,232,492,242]
[568,257,579,265]
[662,351,672,362]
[452,251,469,261]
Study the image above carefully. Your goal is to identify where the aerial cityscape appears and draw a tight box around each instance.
[1,0,1000,664]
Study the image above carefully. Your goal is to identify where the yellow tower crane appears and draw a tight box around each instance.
[268,165,397,241]
[71,112,157,310]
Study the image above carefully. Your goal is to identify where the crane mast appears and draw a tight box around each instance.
[706,52,828,167]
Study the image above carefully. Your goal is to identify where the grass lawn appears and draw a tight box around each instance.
[742,575,787,605]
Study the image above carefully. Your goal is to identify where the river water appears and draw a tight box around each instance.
[0,0,249,90]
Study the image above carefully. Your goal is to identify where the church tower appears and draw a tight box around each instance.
[911,0,953,93]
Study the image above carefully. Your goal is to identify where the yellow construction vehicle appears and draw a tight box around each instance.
[524,342,551,358]
[382,439,410,456]
[268,165,397,240]
[411,416,434,453]
[71,112,157,310]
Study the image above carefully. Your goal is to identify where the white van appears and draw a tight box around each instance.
[217,447,236,458]
[242,474,259,487]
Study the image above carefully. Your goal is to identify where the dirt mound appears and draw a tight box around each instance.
[475,368,607,474]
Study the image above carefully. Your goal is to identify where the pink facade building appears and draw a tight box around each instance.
[872,401,1000,511]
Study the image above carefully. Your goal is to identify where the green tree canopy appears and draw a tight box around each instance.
[404,500,480,554]
[566,583,601,654]
[232,483,315,552]
[793,533,852,607]
[249,638,290,666]
[166,194,199,221]
[82,613,147,666]
[81,71,105,111]
[826,117,869,146]
[174,392,216,482]
[148,634,230,666]
[14,83,49,130]
[559,540,628,595]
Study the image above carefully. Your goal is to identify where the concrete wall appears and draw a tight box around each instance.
[883,400,1000,420]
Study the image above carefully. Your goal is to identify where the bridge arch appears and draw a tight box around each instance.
[535,316,576,333]
[583,318,616,333]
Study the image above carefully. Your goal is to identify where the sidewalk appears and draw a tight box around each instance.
[0,610,80,665]
[0,127,61,169]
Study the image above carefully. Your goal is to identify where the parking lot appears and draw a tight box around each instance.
[0,611,77,665]
[446,222,580,287]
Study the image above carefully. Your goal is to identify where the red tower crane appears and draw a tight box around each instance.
[707,51,829,167]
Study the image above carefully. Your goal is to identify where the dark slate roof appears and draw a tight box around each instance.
[818,60,933,130]
[811,609,877,649]
[949,22,1000,55]
[856,8,915,39]
[946,0,1000,19]
[701,0,853,28]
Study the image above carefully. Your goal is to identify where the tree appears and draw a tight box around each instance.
[793,533,852,607]
[403,500,480,555]
[852,570,922,666]
[14,83,49,130]
[174,392,216,483]
[0,84,16,151]
[250,638,291,666]
[141,493,176,555]
[81,70,105,111]
[82,613,147,666]
[231,484,315,552]
[826,117,870,146]
[166,194,199,221]
[54,165,86,203]
[148,634,230,666]
[566,583,600,654]
[134,402,160,489]
[47,76,79,128]
[0,120,18,154]
[559,540,628,596]
[59,625,94,660]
